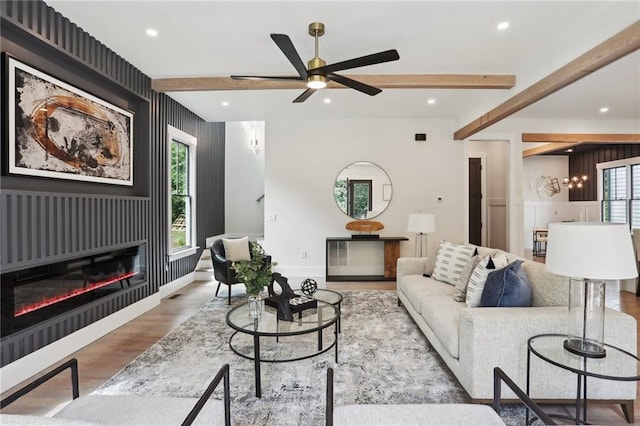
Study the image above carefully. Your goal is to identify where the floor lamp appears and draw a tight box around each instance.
[545,222,638,358]
[407,213,435,257]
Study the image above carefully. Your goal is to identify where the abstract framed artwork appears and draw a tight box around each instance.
[6,55,134,185]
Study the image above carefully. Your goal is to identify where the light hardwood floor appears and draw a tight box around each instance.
[1,274,639,425]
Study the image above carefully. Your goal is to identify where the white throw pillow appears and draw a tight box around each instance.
[222,237,251,261]
[466,253,509,307]
[431,242,476,286]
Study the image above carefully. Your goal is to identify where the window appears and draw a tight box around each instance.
[599,157,640,228]
[168,126,197,259]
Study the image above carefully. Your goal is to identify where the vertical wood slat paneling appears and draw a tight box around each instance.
[0,0,223,365]
[569,145,640,201]
[0,191,149,273]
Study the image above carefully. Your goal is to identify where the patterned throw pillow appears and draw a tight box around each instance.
[431,242,476,286]
[453,254,483,302]
[465,253,509,307]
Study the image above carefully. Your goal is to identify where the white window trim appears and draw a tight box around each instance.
[168,125,199,261]
[596,156,640,224]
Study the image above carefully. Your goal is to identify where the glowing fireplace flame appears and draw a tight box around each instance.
[14,272,137,317]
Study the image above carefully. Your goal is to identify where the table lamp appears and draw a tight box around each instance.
[545,222,638,358]
[407,213,435,257]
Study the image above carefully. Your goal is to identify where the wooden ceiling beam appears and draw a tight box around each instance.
[151,74,516,92]
[522,142,577,157]
[454,21,640,141]
[522,133,640,143]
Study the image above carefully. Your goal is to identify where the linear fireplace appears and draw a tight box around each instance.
[1,243,146,338]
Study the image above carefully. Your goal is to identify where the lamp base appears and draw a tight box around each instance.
[563,338,606,358]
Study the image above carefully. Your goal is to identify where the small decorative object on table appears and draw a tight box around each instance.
[265,273,317,321]
[301,278,318,296]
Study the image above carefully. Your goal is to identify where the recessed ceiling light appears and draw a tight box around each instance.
[497,22,510,31]
[566,148,573,153]
[146,28,158,37]
[427,98,436,105]
[599,107,609,113]
[221,101,229,107]
[323,98,331,104]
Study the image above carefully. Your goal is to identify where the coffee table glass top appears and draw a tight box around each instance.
[294,288,343,306]
[528,334,640,380]
[226,299,338,337]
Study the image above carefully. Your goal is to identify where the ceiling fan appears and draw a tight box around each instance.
[230,22,400,103]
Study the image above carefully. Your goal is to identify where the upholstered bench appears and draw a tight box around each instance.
[0,359,231,426]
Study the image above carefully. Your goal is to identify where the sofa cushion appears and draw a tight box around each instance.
[521,261,570,307]
[480,260,532,307]
[420,296,464,358]
[432,242,476,286]
[465,253,509,307]
[453,254,483,302]
[400,275,454,313]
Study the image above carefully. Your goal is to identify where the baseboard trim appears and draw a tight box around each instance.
[0,294,160,392]
[159,272,197,299]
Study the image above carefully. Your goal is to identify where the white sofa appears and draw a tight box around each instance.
[396,246,637,413]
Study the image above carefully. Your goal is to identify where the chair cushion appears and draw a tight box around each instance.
[0,415,99,425]
[333,404,505,425]
[54,395,227,425]
[222,237,251,261]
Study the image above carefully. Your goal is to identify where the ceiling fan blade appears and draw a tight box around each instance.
[327,74,382,96]
[292,88,316,103]
[230,75,303,81]
[312,49,400,74]
[270,33,308,80]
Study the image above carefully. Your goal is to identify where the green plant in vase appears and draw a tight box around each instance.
[232,242,276,296]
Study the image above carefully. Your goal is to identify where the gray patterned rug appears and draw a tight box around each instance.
[95,289,526,425]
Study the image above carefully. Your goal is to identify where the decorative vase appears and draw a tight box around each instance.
[248,293,262,319]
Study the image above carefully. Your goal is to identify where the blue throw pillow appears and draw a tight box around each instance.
[479,260,532,307]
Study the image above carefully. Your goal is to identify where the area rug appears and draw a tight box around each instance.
[95,289,526,425]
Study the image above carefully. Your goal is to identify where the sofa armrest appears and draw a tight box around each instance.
[457,306,637,399]
[396,257,428,282]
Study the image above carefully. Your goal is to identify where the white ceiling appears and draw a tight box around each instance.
[46,1,640,128]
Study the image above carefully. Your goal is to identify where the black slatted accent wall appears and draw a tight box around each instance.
[569,144,640,201]
[0,191,148,271]
[0,0,225,366]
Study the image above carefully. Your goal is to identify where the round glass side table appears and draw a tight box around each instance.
[527,333,639,424]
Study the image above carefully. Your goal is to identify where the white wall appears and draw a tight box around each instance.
[264,118,464,279]
[225,121,265,237]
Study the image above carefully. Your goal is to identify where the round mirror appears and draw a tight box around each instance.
[334,161,392,219]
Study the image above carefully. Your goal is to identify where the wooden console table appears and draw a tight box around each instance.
[325,237,408,281]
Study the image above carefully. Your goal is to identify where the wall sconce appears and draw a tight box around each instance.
[250,128,259,152]
[563,175,587,189]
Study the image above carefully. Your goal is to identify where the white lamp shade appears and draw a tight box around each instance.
[546,222,638,280]
[407,213,435,234]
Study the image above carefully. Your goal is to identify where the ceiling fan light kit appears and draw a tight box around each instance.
[230,21,400,102]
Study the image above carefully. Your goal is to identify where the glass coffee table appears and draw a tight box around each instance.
[226,298,339,398]
[294,288,343,332]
